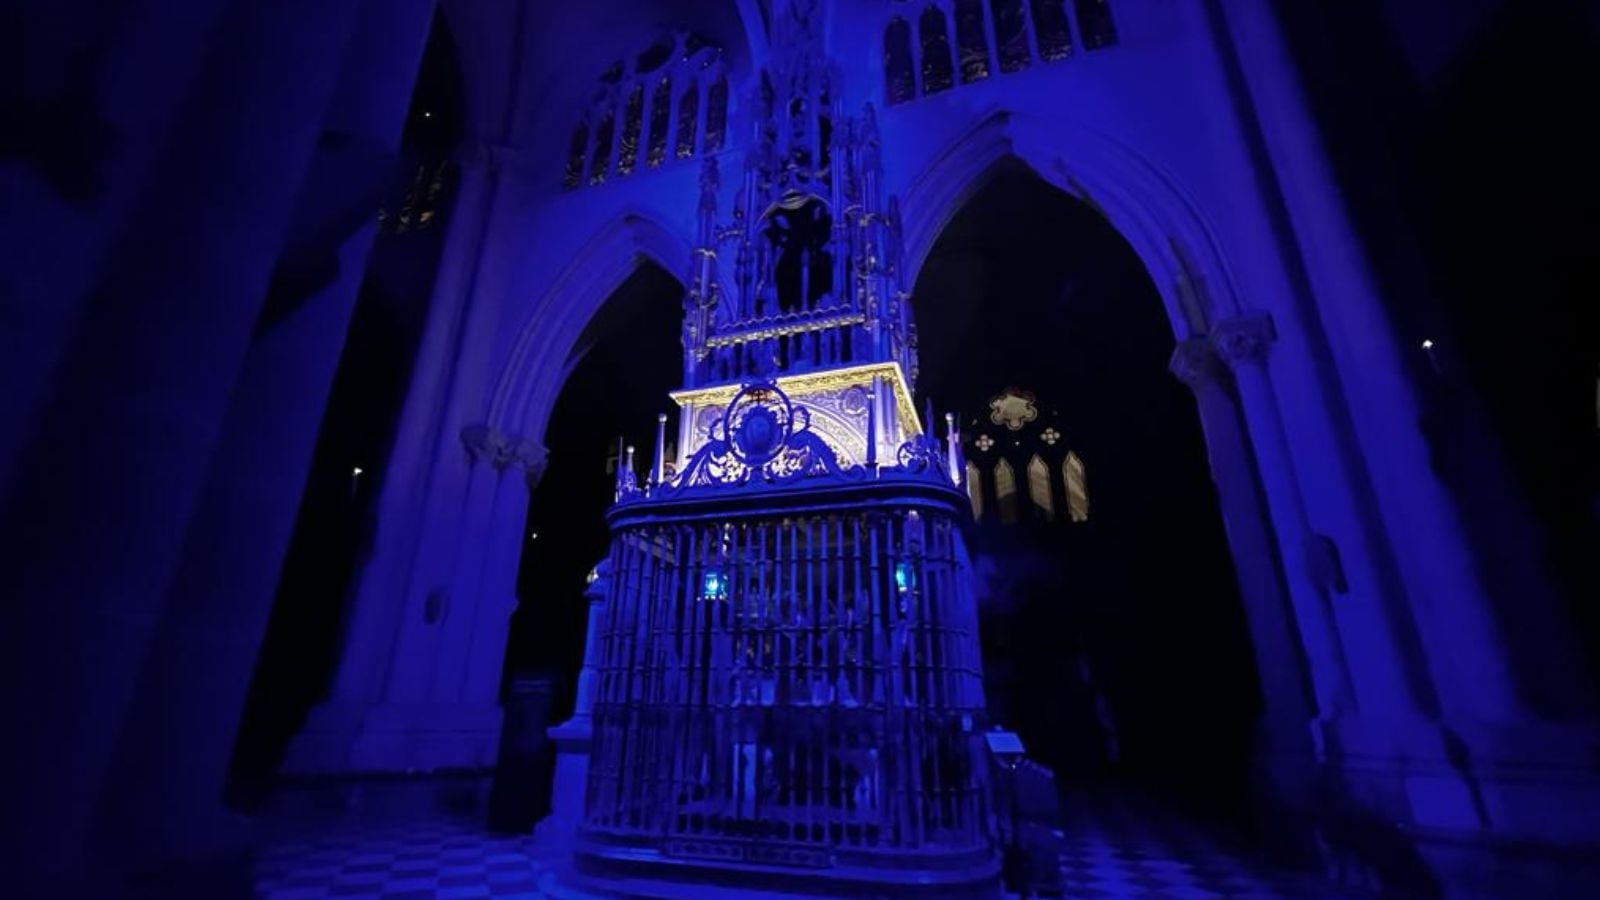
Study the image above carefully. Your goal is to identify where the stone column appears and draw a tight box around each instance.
[285,144,512,772]
[1169,339,1315,743]
[1209,314,1359,721]
[317,424,545,774]
[1216,0,1529,726]
[537,558,612,846]
[0,1,368,890]
[0,0,234,491]
[89,0,439,872]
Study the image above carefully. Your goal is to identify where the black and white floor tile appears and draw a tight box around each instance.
[251,804,1367,898]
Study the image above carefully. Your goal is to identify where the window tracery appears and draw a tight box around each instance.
[954,0,990,83]
[564,122,588,189]
[883,0,1118,106]
[647,77,671,168]
[884,18,916,105]
[1065,451,1089,522]
[966,460,984,520]
[564,32,727,190]
[919,7,956,95]
[1075,0,1118,50]
[618,84,644,175]
[994,457,1019,524]
[1027,453,1053,520]
[676,83,700,159]
[1032,0,1074,61]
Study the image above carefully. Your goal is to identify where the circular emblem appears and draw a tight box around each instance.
[722,383,796,465]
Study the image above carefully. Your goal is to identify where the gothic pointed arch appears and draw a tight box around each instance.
[490,212,695,440]
[898,110,1245,341]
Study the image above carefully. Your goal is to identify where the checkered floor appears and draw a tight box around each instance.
[251,803,1368,898]
[253,819,557,899]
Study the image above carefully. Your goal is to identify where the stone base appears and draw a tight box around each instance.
[266,769,496,823]
[569,833,1002,900]
[1298,716,1600,896]
[533,717,594,850]
[286,701,504,774]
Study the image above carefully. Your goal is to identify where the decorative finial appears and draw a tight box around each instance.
[651,413,669,489]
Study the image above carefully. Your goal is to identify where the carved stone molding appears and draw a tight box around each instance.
[1210,312,1277,366]
[1168,337,1229,389]
[460,424,549,486]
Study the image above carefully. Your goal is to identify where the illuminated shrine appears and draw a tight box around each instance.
[565,8,999,896]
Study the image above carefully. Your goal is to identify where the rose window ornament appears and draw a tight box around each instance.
[988,388,1039,431]
[974,433,995,452]
[1041,426,1061,446]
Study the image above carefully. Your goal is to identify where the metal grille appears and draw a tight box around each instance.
[584,506,991,864]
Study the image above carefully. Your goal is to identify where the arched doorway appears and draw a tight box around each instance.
[492,261,683,825]
[914,162,1264,823]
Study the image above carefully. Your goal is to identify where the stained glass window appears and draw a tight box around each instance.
[1075,0,1118,50]
[966,460,984,520]
[676,83,699,159]
[589,104,614,185]
[884,18,915,105]
[990,0,1031,73]
[1028,454,1054,521]
[647,76,671,168]
[954,0,991,83]
[995,458,1018,524]
[1032,0,1074,61]
[704,75,728,152]
[1064,451,1089,522]
[564,122,588,189]
[919,8,956,95]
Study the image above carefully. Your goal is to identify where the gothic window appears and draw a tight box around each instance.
[705,75,729,152]
[589,103,614,185]
[966,461,984,520]
[884,18,916,105]
[1075,0,1118,50]
[618,84,644,175]
[919,8,956,95]
[564,122,588,189]
[563,35,725,189]
[647,77,671,167]
[1064,451,1089,522]
[1028,454,1054,521]
[990,0,1031,73]
[1032,0,1074,61]
[995,458,1019,524]
[954,0,990,83]
[676,83,700,159]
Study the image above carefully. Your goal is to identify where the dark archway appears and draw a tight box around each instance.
[913,162,1262,821]
[490,262,683,823]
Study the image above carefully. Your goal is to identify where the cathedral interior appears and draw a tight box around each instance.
[2,1,1598,898]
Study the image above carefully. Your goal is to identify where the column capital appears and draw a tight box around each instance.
[460,424,548,485]
[1211,311,1278,366]
[1168,337,1229,389]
